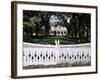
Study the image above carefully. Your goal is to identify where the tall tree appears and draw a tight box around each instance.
[40,12,52,36]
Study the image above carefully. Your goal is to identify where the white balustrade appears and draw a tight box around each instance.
[23,42,91,68]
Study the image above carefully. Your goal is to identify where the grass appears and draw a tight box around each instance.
[24,35,90,45]
[23,62,91,69]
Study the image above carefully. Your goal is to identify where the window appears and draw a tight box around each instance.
[61,31,63,34]
[58,31,60,34]
[64,31,66,34]
[51,31,54,34]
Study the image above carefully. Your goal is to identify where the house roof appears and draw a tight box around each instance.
[50,25,67,31]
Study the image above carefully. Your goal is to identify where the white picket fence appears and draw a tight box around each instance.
[23,42,91,67]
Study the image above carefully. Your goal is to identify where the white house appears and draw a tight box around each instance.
[50,25,67,36]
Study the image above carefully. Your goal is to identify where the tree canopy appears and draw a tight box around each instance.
[23,10,91,44]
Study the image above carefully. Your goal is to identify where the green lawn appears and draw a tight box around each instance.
[24,35,90,45]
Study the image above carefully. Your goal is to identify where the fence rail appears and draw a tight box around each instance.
[23,42,91,68]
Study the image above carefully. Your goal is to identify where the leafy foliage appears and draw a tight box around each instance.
[23,10,91,44]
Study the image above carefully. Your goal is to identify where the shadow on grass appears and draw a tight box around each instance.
[23,62,91,69]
